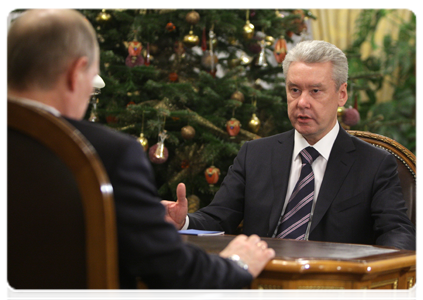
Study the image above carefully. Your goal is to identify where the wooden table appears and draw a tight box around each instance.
[181,235,416,289]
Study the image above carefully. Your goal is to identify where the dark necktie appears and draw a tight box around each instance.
[276,146,320,240]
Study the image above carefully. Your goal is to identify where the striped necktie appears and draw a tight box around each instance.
[276,146,320,240]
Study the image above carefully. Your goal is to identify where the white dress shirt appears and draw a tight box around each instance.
[272,122,340,239]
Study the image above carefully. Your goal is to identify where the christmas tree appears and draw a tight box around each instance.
[81,9,315,210]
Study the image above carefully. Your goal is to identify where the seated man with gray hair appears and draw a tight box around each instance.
[163,40,416,251]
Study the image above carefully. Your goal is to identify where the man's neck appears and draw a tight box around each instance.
[8,88,65,115]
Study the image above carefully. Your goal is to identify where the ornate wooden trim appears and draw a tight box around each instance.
[407,277,415,289]
[295,285,345,300]
[370,278,398,300]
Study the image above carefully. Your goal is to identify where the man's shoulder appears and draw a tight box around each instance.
[63,118,141,160]
[246,130,294,146]
[65,118,136,144]
[344,130,394,159]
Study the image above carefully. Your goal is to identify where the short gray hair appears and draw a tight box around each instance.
[8,9,99,91]
[282,40,348,90]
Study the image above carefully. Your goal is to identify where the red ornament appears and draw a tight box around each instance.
[274,38,287,64]
[166,22,176,32]
[226,118,241,137]
[125,55,144,67]
[201,27,207,51]
[181,160,190,169]
[204,166,220,185]
[169,72,178,82]
[106,115,117,124]
[149,142,169,164]
[342,107,360,126]
[127,41,142,56]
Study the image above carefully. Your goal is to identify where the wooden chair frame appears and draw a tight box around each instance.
[8,100,119,289]
[347,130,416,224]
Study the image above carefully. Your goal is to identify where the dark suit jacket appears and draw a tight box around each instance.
[66,118,252,289]
[188,127,415,250]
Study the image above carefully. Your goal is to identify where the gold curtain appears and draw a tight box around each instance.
[309,9,413,103]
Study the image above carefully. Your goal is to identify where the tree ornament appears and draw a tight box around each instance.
[248,113,261,133]
[124,40,144,67]
[226,118,241,137]
[342,107,360,126]
[337,106,345,119]
[201,51,218,70]
[293,9,305,23]
[183,29,199,48]
[174,41,186,56]
[254,40,268,67]
[169,72,178,82]
[275,9,285,18]
[149,131,169,164]
[88,98,99,122]
[243,10,255,40]
[204,166,220,186]
[185,10,200,25]
[248,42,262,54]
[243,21,255,40]
[180,159,190,169]
[187,195,200,213]
[265,35,275,47]
[274,38,287,64]
[106,115,117,124]
[144,42,151,66]
[181,125,196,140]
[201,27,207,51]
[137,133,149,152]
[230,91,245,103]
[96,9,111,22]
[239,52,253,65]
[166,22,176,32]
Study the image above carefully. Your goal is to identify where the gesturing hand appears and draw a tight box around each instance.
[161,183,188,230]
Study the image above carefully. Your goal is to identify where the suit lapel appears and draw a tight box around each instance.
[309,127,356,233]
[268,130,294,235]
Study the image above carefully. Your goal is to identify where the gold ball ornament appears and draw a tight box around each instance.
[242,21,255,40]
[96,9,111,22]
[337,106,345,119]
[248,113,261,133]
[265,35,275,47]
[137,133,149,152]
[187,195,200,213]
[201,51,219,70]
[183,30,199,48]
[181,125,196,140]
[185,11,200,25]
[230,91,245,103]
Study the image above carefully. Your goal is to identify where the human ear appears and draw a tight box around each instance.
[66,57,89,92]
[337,82,348,107]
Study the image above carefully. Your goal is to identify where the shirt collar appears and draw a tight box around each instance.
[8,96,61,117]
[293,121,339,161]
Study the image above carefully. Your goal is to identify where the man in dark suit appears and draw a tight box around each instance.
[7,9,275,288]
[163,40,415,251]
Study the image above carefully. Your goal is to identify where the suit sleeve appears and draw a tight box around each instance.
[188,141,249,233]
[109,139,253,288]
[370,153,416,250]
